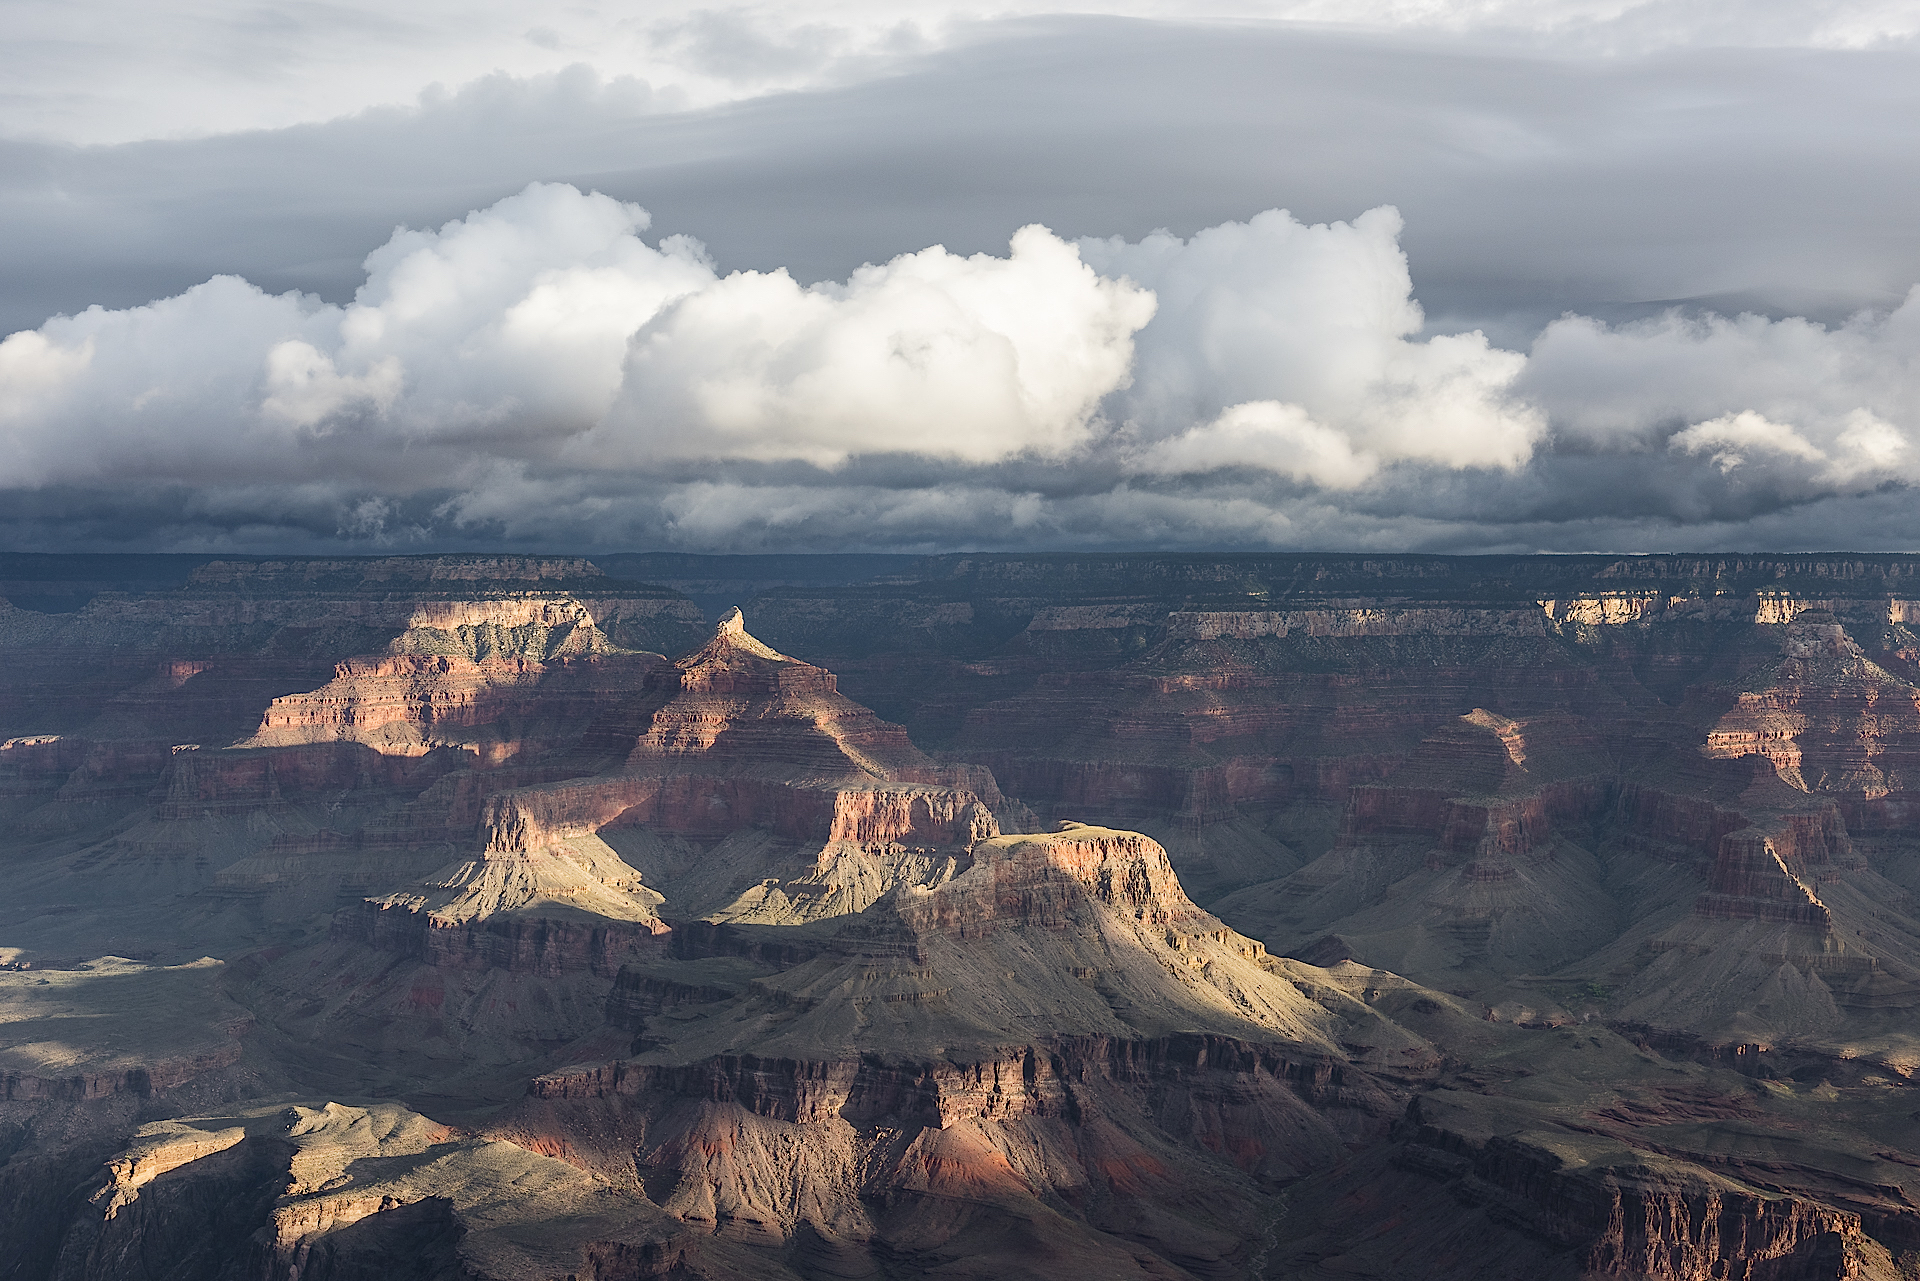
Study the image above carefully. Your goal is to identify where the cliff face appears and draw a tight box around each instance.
[244,651,664,763]
[510,1030,1380,1273]
[411,611,1024,932]
[1392,1106,1900,1281]
[896,823,1213,936]
[14,553,1920,1281]
[572,607,944,782]
[474,818,1430,1277]
[1704,615,1920,797]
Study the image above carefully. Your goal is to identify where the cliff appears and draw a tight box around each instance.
[12,553,1920,1280]
[0,553,704,663]
[430,611,1023,929]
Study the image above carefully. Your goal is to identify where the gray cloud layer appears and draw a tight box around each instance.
[4,16,1920,553]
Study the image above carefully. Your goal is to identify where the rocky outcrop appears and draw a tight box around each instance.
[24,1099,674,1281]
[1693,809,1853,927]
[1398,1101,1902,1280]
[508,1030,1397,1276]
[244,651,664,762]
[572,606,944,781]
[344,836,672,978]
[344,901,672,979]
[478,775,996,852]
[488,833,1466,1275]
[0,957,254,1104]
[391,612,1027,931]
[1339,780,1613,878]
[896,823,1216,936]
[16,551,1920,1281]
[157,741,455,815]
[1704,616,1920,797]
[1614,782,1754,861]
[529,1030,1384,1172]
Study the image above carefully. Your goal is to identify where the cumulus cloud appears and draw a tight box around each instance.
[1088,207,1542,477]
[1522,290,1920,510]
[2,179,1919,553]
[1671,411,1826,473]
[1130,402,1379,489]
[590,226,1154,466]
[0,184,717,487]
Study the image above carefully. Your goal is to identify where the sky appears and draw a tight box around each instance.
[3,1,1920,554]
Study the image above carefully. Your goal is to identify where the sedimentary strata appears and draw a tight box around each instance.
[5,552,1920,1279]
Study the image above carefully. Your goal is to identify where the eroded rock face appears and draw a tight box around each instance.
[14,553,1920,1280]
[1395,1115,1894,1281]
[897,823,1212,936]
[437,611,1020,931]
[245,652,666,763]
[1705,615,1920,797]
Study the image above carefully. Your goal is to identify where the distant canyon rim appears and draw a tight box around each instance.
[4,549,1920,1279]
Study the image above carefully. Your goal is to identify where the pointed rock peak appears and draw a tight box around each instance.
[707,607,785,661]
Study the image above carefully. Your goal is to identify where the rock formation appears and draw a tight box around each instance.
[464,608,1023,927]
[8,552,1920,1279]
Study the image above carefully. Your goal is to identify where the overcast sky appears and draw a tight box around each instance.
[3,0,1919,554]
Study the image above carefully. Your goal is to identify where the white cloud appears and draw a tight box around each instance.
[3,180,1919,553]
[1670,410,1826,473]
[0,184,718,487]
[588,225,1154,467]
[1526,290,1920,500]
[1670,407,1909,491]
[261,342,402,428]
[1085,206,1542,474]
[3,187,1549,488]
[1130,401,1378,488]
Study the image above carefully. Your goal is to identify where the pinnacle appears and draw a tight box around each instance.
[701,606,784,661]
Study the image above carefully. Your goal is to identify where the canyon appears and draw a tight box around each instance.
[4,551,1920,1278]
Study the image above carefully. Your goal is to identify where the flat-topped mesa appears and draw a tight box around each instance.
[349,836,672,976]
[897,822,1214,936]
[241,645,663,762]
[606,822,1401,1068]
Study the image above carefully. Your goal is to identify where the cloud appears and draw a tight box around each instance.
[1,178,1918,554]
[10,1,1917,146]
[1521,291,1920,510]
[0,186,1537,494]
[9,23,1920,347]
[1086,207,1541,474]
[590,225,1154,466]
[261,343,402,428]
[0,184,718,488]
[1131,402,1379,489]
[1668,408,1909,492]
